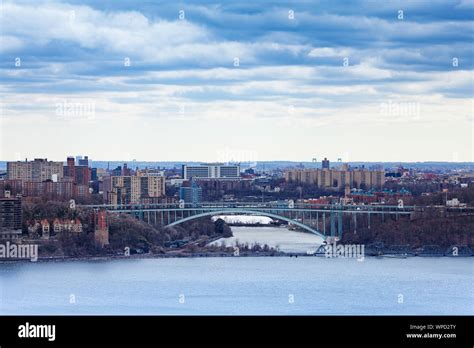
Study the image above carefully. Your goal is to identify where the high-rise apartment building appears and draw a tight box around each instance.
[74,166,91,186]
[5,158,89,200]
[64,157,76,179]
[64,156,91,186]
[104,175,166,205]
[0,195,22,240]
[285,166,384,191]
[78,156,89,167]
[7,159,63,182]
[179,181,202,206]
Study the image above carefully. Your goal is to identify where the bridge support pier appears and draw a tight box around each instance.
[353,213,357,234]
[338,211,343,239]
[330,212,335,237]
[323,213,326,235]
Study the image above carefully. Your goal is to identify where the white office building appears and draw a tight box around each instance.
[182,164,240,180]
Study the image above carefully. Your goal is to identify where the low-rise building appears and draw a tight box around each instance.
[52,219,83,233]
[446,198,467,207]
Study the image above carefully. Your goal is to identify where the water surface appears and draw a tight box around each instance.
[1,256,472,315]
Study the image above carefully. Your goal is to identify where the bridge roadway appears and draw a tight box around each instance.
[81,201,418,212]
[78,201,470,239]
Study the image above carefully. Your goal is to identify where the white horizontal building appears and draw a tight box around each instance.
[182,164,240,180]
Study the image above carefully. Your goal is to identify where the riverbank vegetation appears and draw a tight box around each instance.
[19,197,474,258]
[21,199,235,257]
[340,211,473,249]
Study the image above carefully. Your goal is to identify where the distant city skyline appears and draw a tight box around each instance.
[5,156,474,163]
[1,157,473,167]
[0,0,473,162]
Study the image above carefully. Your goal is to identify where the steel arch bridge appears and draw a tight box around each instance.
[80,202,419,239]
[166,209,326,238]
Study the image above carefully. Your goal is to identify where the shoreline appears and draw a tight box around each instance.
[1,250,472,264]
[2,224,472,263]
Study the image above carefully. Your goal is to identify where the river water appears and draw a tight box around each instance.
[210,226,325,253]
[0,226,472,315]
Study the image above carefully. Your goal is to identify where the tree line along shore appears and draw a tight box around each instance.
[5,197,473,260]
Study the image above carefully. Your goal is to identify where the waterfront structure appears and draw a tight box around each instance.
[182,163,240,180]
[0,193,22,240]
[179,181,202,206]
[7,158,63,182]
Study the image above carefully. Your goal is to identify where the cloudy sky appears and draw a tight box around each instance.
[0,0,473,162]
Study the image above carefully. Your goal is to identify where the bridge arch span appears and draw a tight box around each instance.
[165,209,326,239]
